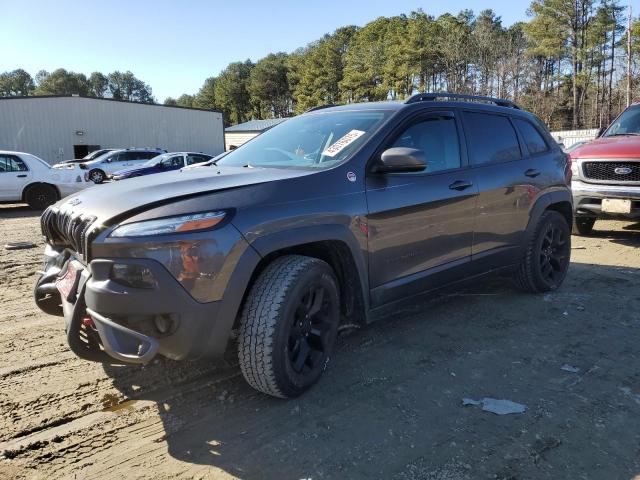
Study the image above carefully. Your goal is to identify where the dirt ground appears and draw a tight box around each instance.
[1,203,639,480]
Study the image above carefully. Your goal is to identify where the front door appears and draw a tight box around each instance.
[365,111,478,306]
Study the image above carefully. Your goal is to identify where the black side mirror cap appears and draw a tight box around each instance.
[373,147,427,173]
[596,127,606,138]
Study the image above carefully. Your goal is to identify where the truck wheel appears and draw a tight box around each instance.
[25,184,58,209]
[88,169,105,184]
[514,211,571,293]
[572,217,596,236]
[238,255,340,398]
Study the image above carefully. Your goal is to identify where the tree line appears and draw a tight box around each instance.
[2,1,640,130]
[0,68,153,103]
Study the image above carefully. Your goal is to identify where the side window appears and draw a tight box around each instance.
[389,115,461,173]
[124,152,145,161]
[186,154,208,165]
[463,112,521,165]
[513,118,549,155]
[0,155,28,172]
[142,152,159,160]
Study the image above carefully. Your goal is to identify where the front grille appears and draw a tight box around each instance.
[583,161,640,182]
[41,207,96,256]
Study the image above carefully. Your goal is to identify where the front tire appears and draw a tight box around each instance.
[25,184,58,209]
[88,169,105,184]
[572,217,596,236]
[514,211,571,293]
[238,255,340,398]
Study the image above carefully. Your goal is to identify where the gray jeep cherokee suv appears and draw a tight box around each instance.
[34,93,573,398]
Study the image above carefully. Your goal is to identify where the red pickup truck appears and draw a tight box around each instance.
[570,103,640,235]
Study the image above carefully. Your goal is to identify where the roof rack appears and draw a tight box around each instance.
[305,104,337,113]
[405,92,520,110]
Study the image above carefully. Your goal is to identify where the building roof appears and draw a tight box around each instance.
[0,94,222,114]
[225,118,288,132]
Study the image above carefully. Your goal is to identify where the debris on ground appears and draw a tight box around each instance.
[561,364,580,373]
[462,398,526,415]
[4,241,37,250]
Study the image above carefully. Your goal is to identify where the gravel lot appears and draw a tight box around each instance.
[1,203,639,480]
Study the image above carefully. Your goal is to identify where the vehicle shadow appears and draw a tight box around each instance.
[588,221,640,248]
[0,203,41,219]
[101,262,640,479]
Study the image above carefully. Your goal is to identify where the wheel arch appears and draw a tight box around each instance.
[242,225,369,324]
[521,189,572,255]
[21,182,61,202]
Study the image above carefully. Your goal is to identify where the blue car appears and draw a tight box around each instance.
[111,152,213,180]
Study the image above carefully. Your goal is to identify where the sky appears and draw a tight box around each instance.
[2,0,532,101]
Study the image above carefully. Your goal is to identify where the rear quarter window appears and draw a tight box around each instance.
[463,111,521,165]
[513,118,549,155]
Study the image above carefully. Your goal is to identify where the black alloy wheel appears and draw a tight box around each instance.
[289,283,333,374]
[539,222,570,285]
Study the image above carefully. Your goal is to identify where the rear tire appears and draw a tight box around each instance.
[238,255,340,398]
[514,211,571,293]
[25,184,58,209]
[572,217,596,236]
[88,169,105,184]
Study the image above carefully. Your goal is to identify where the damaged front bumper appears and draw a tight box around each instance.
[34,247,228,364]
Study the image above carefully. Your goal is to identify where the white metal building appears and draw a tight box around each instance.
[0,95,225,164]
[225,118,287,150]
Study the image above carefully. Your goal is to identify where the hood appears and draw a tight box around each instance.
[570,135,640,159]
[54,165,313,225]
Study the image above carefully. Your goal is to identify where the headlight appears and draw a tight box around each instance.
[109,211,226,238]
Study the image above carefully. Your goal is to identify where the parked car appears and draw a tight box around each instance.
[111,152,213,180]
[80,148,167,183]
[58,149,117,165]
[0,150,88,209]
[569,103,640,235]
[34,93,572,398]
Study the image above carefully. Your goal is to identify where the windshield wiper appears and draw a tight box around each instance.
[605,132,640,137]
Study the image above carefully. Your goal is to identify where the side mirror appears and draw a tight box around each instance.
[596,127,606,138]
[373,147,427,173]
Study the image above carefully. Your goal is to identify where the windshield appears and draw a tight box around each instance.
[604,106,640,137]
[217,110,390,170]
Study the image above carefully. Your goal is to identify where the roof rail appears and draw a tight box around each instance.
[405,92,520,110]
[305,104,337,113]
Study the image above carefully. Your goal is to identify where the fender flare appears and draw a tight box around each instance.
[522,188,573,248]
[203,223,370,356]
[250,224,369,308]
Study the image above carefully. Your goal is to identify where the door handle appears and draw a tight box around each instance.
[524,168,541,178]
[449,180,473,191]
[17,174,27,178]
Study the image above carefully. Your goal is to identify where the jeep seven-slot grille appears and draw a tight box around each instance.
[583,161,640,182]
[41,207,96,256]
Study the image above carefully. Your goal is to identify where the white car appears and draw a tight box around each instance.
[0,151,89,209]
[79,148,166,183]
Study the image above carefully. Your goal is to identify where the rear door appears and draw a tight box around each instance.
[462,110,547,266]
[0,154,32,201]
[365,110,478,305]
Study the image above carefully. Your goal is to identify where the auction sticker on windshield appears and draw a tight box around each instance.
[322,130,366,157]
